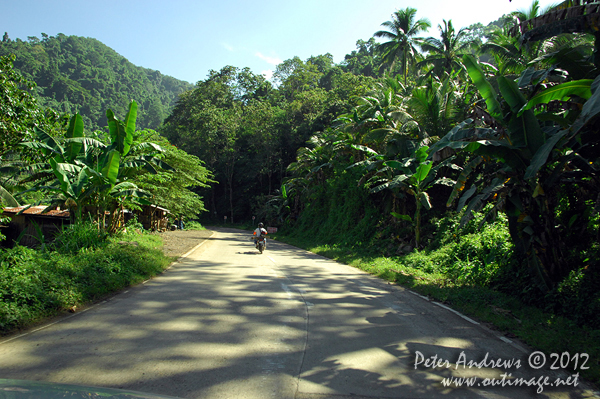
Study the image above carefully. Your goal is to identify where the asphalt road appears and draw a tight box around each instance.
[0,228,596,398]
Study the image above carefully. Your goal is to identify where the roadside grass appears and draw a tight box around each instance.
[185,221,206,230]
[273,217,600,387]
[0,222,172,335]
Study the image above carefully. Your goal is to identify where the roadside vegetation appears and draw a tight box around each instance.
[0,221,172,333]
[273,207,600,385]
[0,52,211,335]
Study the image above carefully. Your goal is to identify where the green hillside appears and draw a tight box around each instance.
[0,32,193,132]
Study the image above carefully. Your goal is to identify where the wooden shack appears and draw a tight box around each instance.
[1,206,71,248]
[134,205,171,231]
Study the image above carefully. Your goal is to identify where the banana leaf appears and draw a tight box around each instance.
[569,75,600,134]
[524,129,569,179]
[414,161,433,183]
[0,185,19,207]
[419,192,432,210]
[48,158,74,198]
[65,113,84,162]
[31,127,64,158]
[463,55,502,120]
[100,149,121,186]
[461,178,505,226]
[391,212,412,222]
[123,101,138,143]
[384,160,409,172]
[107,101,136,157]
[519,79,593,115]
[351,144,379,155]
[457,184,477,212]
[414,146,429,164]
[447,156,483,207]
[498,76,545,155]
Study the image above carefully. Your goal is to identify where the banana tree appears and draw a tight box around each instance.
[86,102,174,231]
[0,162,20,207]
[429,54,600,289]
[380,145,455,248]
[21,101,170,230]
[20,113,107,222]
[352,144,455,248]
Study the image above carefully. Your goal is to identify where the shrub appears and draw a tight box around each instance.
[52,222,108,255]
[185,221,205,230]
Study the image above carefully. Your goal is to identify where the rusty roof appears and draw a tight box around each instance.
[2,205,70,218]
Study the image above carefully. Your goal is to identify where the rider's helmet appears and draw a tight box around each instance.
[258,223,264,228]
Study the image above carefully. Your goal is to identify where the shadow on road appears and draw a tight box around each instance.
[0,228,592,399]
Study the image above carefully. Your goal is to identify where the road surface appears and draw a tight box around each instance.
[0,228,596,398]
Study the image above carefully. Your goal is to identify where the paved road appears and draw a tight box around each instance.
[0,228,596,398]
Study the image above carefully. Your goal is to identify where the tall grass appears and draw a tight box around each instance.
[51,221,109,254]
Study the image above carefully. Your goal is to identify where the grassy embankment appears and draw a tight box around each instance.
[0,221,182,336]
[268,209,600,387]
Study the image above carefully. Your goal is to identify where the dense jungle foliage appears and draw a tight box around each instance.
[0,32,193,132]
[1,1,599,380]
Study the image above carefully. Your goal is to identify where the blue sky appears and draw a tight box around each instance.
[1,0,559,84]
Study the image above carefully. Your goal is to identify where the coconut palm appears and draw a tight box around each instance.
[417,20,471,79]
[479,25,531,75]
[374,7,431,85]
[334,75,418,160]
[512,0,558,26]
[409,76,459,139]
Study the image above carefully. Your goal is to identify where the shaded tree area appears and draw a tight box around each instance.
[161,61,372,222]
[0,33,192,132]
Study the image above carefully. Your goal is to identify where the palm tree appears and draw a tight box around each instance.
[417,20,471,79]
[374,7,431,85]
[334,75,418,159]
[479,25,531,75]
[512,0,558,26]
[409,76,459,138]
[480,0,559,75]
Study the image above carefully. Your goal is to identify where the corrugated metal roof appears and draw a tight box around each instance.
[2,205,70,218]
[148,205,170,212]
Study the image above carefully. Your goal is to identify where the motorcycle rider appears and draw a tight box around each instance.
[253,222,268,249]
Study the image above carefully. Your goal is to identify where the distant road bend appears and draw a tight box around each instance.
[0,227,596,398]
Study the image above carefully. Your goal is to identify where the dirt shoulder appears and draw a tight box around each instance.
[155,228,214,258]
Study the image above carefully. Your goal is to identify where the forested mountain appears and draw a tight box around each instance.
[0,32,193,132]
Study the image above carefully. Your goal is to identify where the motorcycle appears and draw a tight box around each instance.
[254,234,267,253]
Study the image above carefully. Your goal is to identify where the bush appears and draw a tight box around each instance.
[51,221,109,254]
[185,221,205,230]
